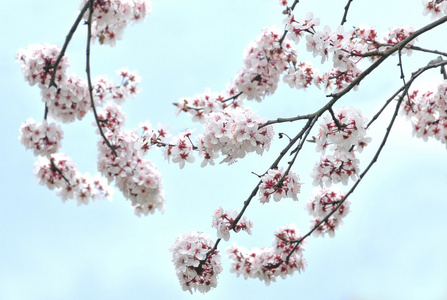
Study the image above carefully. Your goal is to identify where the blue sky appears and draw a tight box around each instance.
[1,0,447,299]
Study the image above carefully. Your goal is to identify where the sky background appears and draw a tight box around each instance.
[1,0,447,299]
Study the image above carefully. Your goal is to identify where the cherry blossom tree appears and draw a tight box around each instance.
[16,0,447,294]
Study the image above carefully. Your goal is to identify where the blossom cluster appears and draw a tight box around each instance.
[258,167,302,203]
[17,43,141,123]
[227,224,306,285]
[83,0,151,46]
[422,0,447,19]
[401,81,447,146]
[211,207,252,241]
[305,188,350,237]
[311,151,360,187]
[315,106,370,153]
[174,87,242,123]
[96,104,166,216]
[173,25,299,120]
[196,107,274,166]
[232,25,297,101]
[16,43,69,87]
[170,231,223,294]
[19,119,64,157]
[34,153,113,205]
[17,38,149,210]
[311,107,370,187]
[163,130,196,169]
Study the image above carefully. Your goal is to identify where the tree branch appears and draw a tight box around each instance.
[340,0,354,25]
[85,0,118,157]
[44,1,90,120]
[265,57,447,269]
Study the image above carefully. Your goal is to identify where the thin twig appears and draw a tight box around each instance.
[340,0,354,26]
[50,157,71,186]
[260,113,315,128]
[173,92,243,112]
[397,50,411,104]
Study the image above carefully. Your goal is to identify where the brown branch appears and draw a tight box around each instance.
[197,13,447,275]
[397,50,411,105]
[50,157,71,186]
[266,58,447,269]
[368,59,447,128]
[406,45,447,57]
[173,92,243,112]
[85,0,118,158]
[44,1,90,120]
[441,65,447,80]
[198,119,312,269]
[260,113,315,128]
[340,0,354,26]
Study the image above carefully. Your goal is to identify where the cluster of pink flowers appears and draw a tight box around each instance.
[196,107,274,165]
[174,10,419,124]
[315,106,370,153]
[305,188,350,237]
[170,231,223,294]
[17,44,141,123]
[232,25,297,101]
[134,120,170,156]
[227,224,306,285]
[34,153,113,205]
[258,167,302,203]
[283,61,318,90]
[40,74,90,123]
[19,119,64,157]
[311,151,360,187]
[17,37,150,211]
[93,68,141,105]
[174,87,242,123]
[173,25,299,120]
[422,0,447,19]
[283,12,320,44]
[381,25,416,55]
[83,0,151,46]
[401,81,447,146]
[211,207,252,241]
[163,130,196,169]
[96,104,165,216]
[16,43,69,86]
[311,107,371,187]
[311,107,370,187]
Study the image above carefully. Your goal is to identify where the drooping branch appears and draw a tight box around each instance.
[44,1,90,120]
[85,0,118,158]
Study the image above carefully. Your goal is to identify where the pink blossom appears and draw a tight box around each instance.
[211,207,252,241]
[258,167,302,203]
[227,224,306,285]
[305,188,350,238]
[170,231,222,293]
[19,119,63,157]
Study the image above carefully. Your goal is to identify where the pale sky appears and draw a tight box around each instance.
[1,0,446,299]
